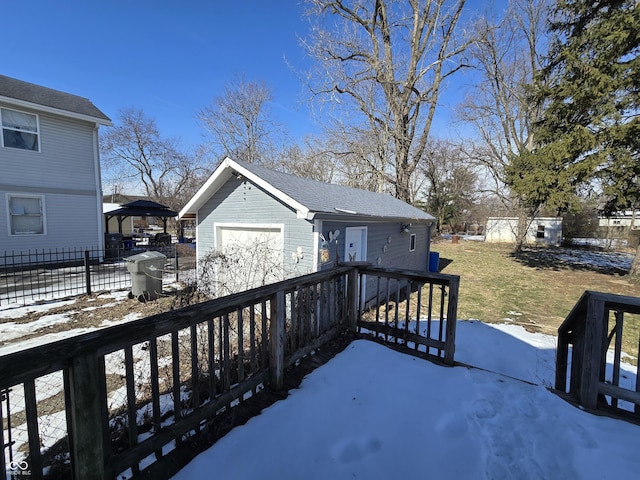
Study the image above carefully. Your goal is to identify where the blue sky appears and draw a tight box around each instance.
[5,1,499,153]
[5,1,316,151]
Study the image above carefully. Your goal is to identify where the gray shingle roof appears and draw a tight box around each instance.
[0,75,110,123]
[235,160,434,222]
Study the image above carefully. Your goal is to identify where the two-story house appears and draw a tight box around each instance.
[0,75,111,258]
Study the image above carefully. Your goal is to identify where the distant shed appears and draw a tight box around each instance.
[485,217,563,246]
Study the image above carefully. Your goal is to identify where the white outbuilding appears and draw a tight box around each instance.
[485,217,563,246]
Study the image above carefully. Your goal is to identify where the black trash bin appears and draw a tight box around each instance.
[105,233,123,259]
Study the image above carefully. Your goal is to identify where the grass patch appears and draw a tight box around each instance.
[433,240,640,340]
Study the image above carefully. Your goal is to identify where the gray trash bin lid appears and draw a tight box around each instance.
[126,250,167,263]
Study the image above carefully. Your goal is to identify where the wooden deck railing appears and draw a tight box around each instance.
[355,266,459,365]
[556,290,640,419]
[0,265,459,479]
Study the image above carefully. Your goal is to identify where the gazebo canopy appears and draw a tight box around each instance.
[105,200,178,234]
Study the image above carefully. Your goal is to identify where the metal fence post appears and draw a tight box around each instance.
[84,250,92,296]
[175,248,179,283]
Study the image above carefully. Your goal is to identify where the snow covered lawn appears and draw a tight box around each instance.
[173,325,640,479]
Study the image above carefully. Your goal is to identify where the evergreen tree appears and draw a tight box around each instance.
[507,0,640,273]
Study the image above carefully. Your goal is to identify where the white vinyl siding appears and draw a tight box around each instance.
[0,108,97,189]
[1,107,40,151]
[0,104,103,253]
[7,193,46,235]
[485,217,563,246]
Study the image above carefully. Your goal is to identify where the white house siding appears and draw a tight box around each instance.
[484,217,519,243]
[0,106,102,255]
[196,176,316,280]
[0,190,100,252]
[599,217,634,228]
[0,108,98,190]
[597,215,636,239]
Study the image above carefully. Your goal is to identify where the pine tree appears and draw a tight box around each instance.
[507,0,640,275]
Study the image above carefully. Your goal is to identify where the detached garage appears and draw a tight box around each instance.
[179,157,435,296]
[214,223,284,292]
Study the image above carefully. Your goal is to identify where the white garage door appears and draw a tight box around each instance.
[216,225,284,293]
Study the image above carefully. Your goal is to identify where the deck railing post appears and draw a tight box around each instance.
[269,289,286,390]
[555,333,569,392]
[580,295,606,410]
[346,267,359,332]
[67,352,106,479]
[444,276,459,365]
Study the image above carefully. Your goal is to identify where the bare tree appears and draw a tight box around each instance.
[303,0,469,203]
[279,137,339,183]
[420,140,477,232]
[458,0,551,248]
[101,108,208,233]
[282,125,399,194]
[197,74,288,167]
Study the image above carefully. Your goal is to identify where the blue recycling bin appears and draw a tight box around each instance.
[428,251,440,272]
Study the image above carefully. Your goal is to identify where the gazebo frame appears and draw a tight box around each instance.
[104,200,178,234]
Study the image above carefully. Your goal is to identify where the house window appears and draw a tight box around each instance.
[537,225,545,239]
[7,194,46,235]
[1,108,40,151]
[410,233,416,252]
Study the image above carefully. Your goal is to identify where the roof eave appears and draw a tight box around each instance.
[178,165,228,218]
[0,95,112,126]
[311,211,435,224]
[179,157,312,220]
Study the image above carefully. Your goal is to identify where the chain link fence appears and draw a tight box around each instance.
[2,370,70,478]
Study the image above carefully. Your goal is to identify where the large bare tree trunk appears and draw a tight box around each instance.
[304,0,469,203]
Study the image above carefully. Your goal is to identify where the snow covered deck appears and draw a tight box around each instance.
[1,265,459,479]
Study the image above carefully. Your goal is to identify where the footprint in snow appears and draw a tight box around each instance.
[435,411,469,439]
[330,437,382,464]
[472,398,498,419]
[470,389,580,479]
